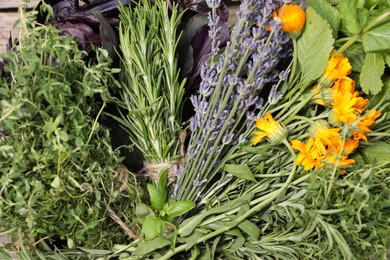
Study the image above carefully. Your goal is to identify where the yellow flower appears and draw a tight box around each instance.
[344,139,359,155]
[308,120,341,155]
[325,152,355,168]
[318,51,352,88]
[291,138,324,171]
[331,90,361,125]
[252,112,287,145]
[358,109,381,131]
[275,4,306,38]
[353,109,381,142]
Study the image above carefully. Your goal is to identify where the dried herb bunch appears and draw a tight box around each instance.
[0,24,141,251]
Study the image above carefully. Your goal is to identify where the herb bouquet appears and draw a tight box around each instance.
[1,0,390,259]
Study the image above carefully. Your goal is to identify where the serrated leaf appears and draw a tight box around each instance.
[384,53,390,66]
[360,52,385,94]
[362,21,390,53]
[165,200,195,218]
[297,7,334,86]
[358,141,390,163]
[307,0,340,38]
[223,164,256,182]
[343,43,365,72]
[142,215,166,241]
[238,220,261,240]
[339,0,368,35]
[147,184,165,211]
[134,237,171,256]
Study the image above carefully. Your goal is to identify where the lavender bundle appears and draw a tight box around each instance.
[175,0,291,202]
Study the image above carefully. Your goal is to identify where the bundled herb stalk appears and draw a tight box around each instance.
[175,0,291,202]
[0,23,141,252]
[116,0,186,179]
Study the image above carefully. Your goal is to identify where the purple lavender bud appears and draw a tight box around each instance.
[193,174,207,187]
[268,86,283,105]
[222,133,234,145]
[172,182,180,198]
[206,0,221,9]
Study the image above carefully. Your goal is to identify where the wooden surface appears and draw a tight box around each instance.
[0,0,40,53]
[0,0,40,9]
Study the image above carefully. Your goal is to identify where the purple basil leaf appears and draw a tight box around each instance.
[94,11,118,59]
[6,31,13,52]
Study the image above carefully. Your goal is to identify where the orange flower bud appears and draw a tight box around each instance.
[275,4,306,38]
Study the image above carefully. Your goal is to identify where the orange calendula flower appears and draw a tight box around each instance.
[344,139,359,155]
[318,51,352,88]
[353,109,381,142]
[291,138,324,171]
[252,112,287,145]
[331,90,361,125]
[308,120,341,154]
[275,4,306,38]
[325,152,355,168]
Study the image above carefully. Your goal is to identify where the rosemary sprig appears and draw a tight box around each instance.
[116,0,186,165]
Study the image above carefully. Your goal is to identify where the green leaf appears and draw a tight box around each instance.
[147,184,165,211]
[50,176,61,189]
[229,235,245,253]
[158,168,168,193]
[135,203,153,219]
[185,230,204,250]
[223,164,256,182]
[307,0,341,38]
[297,7,334,86]
[358,141,390,163]
[178,193,253,237]
[134,237,172,256]
[142,215,166,241]
[165,200,195,218]
[362,21,390,53]
[360,52,385,94]
[238,220,261,240]
[339,0,368,35]
[343,43,365,72]
[384,53,390,66]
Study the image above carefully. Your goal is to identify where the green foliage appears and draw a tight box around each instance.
[0,25,140,250]
[307,0,341,38]
[360,52,385,94]
[339,0,369,35]
[116,0,186,164]
[223,164,256,182]
[362,21,390,52]
[297,7,334,86]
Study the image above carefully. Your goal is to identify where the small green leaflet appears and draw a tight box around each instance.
[360,52,385,95]
[297,7,334,86]
[142,215,166,240]
[147,184,166,211]
[362,21,390,53]
[307,0,340,38]
[223,164,256,182]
